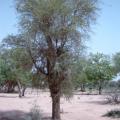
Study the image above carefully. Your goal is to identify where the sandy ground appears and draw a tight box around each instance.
[0,90,120,120]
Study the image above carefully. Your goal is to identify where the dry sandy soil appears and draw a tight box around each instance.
[0,90,120,120]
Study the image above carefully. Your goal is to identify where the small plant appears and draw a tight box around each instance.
[105,88,120,104]
[106,94,120,104]
[103,109,120,118]
[29,104,42,120]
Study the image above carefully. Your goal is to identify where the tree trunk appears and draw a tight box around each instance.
[98,80,102,95]
[22,87,26,96]
[17,80,22,98]
[98,86,102,95]
[80,83,85,92]
[51,92,61,120]
[49,82,61,120]
[18,87,22,98]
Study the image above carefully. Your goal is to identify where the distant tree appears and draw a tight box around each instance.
[86,53,114,95]
[0,57,17,93]
[3,0,98,119]
[0,48,32,97]
[113,52,120,74]
[73,57,88,91]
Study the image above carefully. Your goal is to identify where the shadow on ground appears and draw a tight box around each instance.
[0,95,33,99]
[0,95,18,98]
[0,110,29,120]
[0,110,52,120]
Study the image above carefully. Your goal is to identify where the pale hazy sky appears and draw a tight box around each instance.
[0,0,120,55]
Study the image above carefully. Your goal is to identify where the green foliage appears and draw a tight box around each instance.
[86,53,114,83]
[85,53,115,94]
[0,48,32,88]
[0,56,16,83]
[72,57,88,89]
[14,0,99,60]
[16,0,98,32]
[61,77,73,99]
[113,52,120,74]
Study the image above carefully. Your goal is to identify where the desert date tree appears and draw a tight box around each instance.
[0,48,32,97]
[5,0,98,119]
[86,53,114,95]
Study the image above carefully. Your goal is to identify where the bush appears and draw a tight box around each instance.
[105,88,120,104]
[29,104,42,120]
[106,93,120,104]
[103,109,120,118]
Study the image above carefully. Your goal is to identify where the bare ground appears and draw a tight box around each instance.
[0,90,120,120]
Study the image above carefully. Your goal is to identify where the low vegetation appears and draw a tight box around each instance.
[104,109,120,118]
[29,104,42,120]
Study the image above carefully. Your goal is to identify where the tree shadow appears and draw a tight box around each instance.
[0,110,29,120]
[74,92,99,95]
[85,100,111,105]
[0,110,52,120]
[0,94,33,99]
[42,117,52,120]
[0,95,18,98]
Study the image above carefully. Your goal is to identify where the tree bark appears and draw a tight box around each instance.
[22,86,26,96]
[98,86,102,95]
[98,80,102,95]
[17,80,22,98]
[49,81,61,120]
[18,87,22,98]
[51,92,61,120]
[80,83,85,92]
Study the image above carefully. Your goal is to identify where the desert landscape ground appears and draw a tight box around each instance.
[0,90,119,120]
